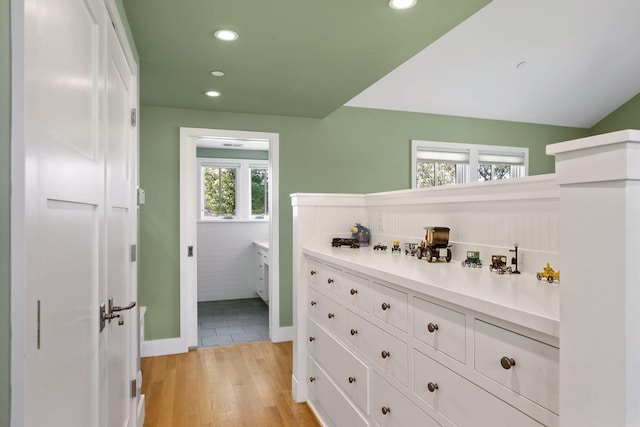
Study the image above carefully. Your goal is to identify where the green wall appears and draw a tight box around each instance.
[590,92,640,134]
[1,0,10,424]
[139,105,588,340]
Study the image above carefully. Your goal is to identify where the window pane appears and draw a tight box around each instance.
[478,164,511,181]
[437,163,456,186]
[203,167,236,217]
[417,161,435,188]
[251,168,268,216]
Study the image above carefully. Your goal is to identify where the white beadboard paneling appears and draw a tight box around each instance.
[197,221,269,301]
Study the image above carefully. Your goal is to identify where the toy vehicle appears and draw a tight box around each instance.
[391,240,401,253]
[416,227,452,263]
[405,242,419,256]
[489,255,512,274]
[537,263,560,283]
[461,251,483,268]
[331,238,360,248]
[373,243,387,251]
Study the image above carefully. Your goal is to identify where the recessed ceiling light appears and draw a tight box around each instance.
[210,70,225,77]
[205,90,221,97]
[214,30,238,41]
[389,0,417,10]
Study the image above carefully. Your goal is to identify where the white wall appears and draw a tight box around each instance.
[197,221,269,301]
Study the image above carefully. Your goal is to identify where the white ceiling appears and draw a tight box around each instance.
[346,0,640,128]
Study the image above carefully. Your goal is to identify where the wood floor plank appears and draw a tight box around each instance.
[142,341,320,427]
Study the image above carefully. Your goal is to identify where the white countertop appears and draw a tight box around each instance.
[254,241,269,250]
[303,243,559,338]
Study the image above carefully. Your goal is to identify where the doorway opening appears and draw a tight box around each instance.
[179,127,282,349]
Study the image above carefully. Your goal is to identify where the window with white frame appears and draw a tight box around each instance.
[199,158,269,220]
[411,140,528,189]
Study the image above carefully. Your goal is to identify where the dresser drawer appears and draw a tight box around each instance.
[414,297,466,363]
[344,309,408,385]
[474,320,559,414]
[308,319,370,415]
[307,260,321,285]
[308,358,369,427]
[372,282,408,332]
[308,287,344,334]
[343,272,372,313]
[413,349,543,427]
[373,371,439,427]
[319,264,342,296]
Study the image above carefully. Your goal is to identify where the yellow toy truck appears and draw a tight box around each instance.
[537,263,560,283]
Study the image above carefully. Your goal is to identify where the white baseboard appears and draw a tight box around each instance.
[136,394,145,427]
[271,325,293,343]
[140,337,188,357]
[292,373,307,403]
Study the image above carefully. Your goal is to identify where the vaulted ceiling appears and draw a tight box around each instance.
[124,0,640,127]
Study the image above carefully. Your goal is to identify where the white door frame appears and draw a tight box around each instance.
[179,127,285,349]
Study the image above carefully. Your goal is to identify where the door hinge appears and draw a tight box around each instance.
[131,379,137,398]
[37,300,41,350]
[130,244,137,262]
[131,108,137,126]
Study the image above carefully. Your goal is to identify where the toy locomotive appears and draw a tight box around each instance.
[416,227,452,263]
[331,238,360,248]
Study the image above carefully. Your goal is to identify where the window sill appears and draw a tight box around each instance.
[198,218,269,224]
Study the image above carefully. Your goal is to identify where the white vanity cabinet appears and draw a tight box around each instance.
[253,242,269,303]
[301,252,559,427]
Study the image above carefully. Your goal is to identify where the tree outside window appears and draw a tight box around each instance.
[478,164,511,181]
[251,168,268,217]
[416,162,457,188]
[203,167,236,217]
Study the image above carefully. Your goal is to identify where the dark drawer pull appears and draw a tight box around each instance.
[381,350,390,359]
[427,323,439,333]
[309,377,315,382]
[381,302,391,311]
[350,328,358,336]
[381,407,391,415]
[427,382,439,392]
[500,356,516,370]
[309,336,315,342]
[310,270,317,276]
[327,313,334,319]
[350,288,358,295]
[348,376,356,384]
[327,278,334,284]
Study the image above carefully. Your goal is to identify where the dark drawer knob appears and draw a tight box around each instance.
[310,300,316,306]
[381,350,390,359]
[348,376,356,384]
[500,356,516,370]
[381,302,391,311]
[350,328,358,336]
[309,336,315,342]
[327,278,334,284]
[427,323,439,333]
[310,270,317,276]
[381,407,391,415]
[327,313,334,319]
[309,377,315,382]
[427,382,439,392]
[350,288,358,295]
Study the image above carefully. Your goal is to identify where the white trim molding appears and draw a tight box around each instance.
[140,338,188,358]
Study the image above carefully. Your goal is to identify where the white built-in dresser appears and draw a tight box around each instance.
[302,246,558,427]
[292,130,640,427]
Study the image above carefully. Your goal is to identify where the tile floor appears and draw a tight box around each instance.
[197,298,269,347]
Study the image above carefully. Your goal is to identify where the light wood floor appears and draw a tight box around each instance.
[141,340,320,427]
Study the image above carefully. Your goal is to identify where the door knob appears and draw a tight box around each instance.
[109,298,136,313]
